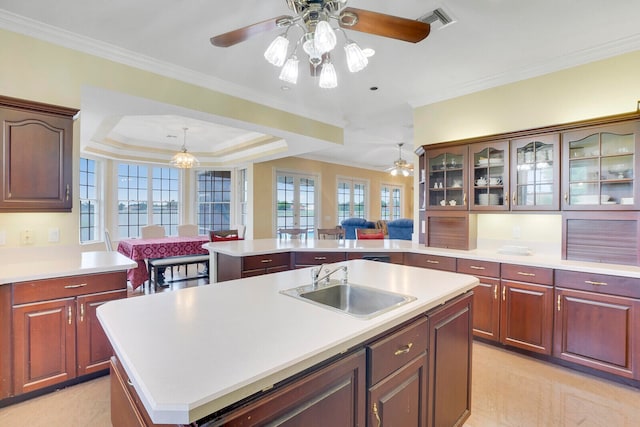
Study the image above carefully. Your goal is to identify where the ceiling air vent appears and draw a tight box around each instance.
[418,8,456,28]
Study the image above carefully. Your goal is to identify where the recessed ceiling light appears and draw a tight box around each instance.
[370,86,379,91]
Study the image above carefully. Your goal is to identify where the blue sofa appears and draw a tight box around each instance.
[340,217,376,240]
[387,218,414,240]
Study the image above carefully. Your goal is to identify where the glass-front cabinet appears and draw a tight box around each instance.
[426,146,468,209]
[470,141,509,210]
[562,122,640,210]
[510,134,560,210]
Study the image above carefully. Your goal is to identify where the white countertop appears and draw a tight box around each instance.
[97,260,478,424]
[204,238,640,279]
[0,248,137,285]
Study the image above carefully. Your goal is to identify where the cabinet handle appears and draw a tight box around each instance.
[372,402,381,427]
[260,259,273,263]
[557,295,561,312]
[512,192,516,204]
[564,192,568,202]
[585,280,608,286]
[314,256,327,260]
[463,192,467,205]
[394,342,413,356]
[426,259,439,264]
[68,306,73,325]
[64,283,88,289]
[65,184,70,201]
[517,272,535,277]
[469,265,485,270]
[494,285,498,300]
[80,303,85,322]
[502,286,506,301]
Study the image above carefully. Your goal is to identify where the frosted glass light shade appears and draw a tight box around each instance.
[319,62,337,88]
[344,42,368,73]
[314,21,336,54]
[279,56,299,84]
[390,168,399,176]
[170,150,200,169]
[264,35,289,67]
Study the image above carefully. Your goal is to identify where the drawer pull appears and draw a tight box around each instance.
[372,403,381,427]
[585,280,608,286]
[394,342,413,356]
[469,265,486,270]
[64,283,88,289]
[314,256,327,260]
[426,259,439,264]
[260,259,273,263]
[517,272,535,277]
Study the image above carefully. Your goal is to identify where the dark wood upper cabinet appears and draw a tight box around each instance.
[469,140,510,211]
[0,95,78,212]
[425,145,469,210]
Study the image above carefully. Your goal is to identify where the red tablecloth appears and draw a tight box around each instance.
[117,236,209,289]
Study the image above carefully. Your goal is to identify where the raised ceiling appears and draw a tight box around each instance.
[1,1,640,170]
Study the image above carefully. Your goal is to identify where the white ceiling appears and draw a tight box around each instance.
[1,0,640,170]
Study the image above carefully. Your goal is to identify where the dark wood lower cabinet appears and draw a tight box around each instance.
[428,293,473,427]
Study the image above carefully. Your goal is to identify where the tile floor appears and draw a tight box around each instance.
[1,341,638,426]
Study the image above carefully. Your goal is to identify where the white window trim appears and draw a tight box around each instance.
[79,155,105,245]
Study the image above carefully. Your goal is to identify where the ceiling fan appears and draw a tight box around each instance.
[210,1,431,87]
[387,143,414,176]
[210,1,431,48]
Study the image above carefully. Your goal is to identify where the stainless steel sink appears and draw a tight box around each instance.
[281,281,416,319]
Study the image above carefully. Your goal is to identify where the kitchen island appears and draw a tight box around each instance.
[98,259,478,426]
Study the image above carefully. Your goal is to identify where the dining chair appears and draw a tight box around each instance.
[317,228,345,240]
[356,228,385,240]
[177,224,199,237]
[278,228,307,240]
[140,225,166,239]
[104,229,113,251]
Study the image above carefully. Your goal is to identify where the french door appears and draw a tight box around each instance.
[275,172,317,238]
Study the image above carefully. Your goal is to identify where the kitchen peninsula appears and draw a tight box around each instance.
[97,259,478,426]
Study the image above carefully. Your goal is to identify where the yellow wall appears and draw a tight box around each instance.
[0,29,342,249]
[252,157,413,238]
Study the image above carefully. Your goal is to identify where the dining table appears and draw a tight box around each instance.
[117,235,210,289]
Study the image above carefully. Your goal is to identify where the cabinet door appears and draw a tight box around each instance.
[427,292,473,427]
[500,281,553,355]
[77,290,127,376]
[554,288,639,379]
[426,146,468,209]
[13,298,76,393]
[217,349,366,426]
[470,140,509,210]
[510,133,560,210]
[369,353,428,427]
[471,278,500,341]
[562,121,640,210]
[0,100,75,212]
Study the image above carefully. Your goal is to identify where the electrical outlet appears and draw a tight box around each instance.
[512,225,521,239]
[21,229,34,245]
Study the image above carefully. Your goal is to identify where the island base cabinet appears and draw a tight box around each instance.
[213,349,366,427]
[554,288,639,379]
[427,292,473,427]
[368,354,428,427]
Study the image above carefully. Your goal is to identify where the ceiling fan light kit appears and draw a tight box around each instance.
[388,143,413,177]
[211,1,431,89]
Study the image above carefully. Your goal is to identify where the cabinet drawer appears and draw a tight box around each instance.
[242,252,290,271]
[295,251,346,266]
[457,258,500,278]
[12,271,127,305]
[404,253,456,272]
[500,264,553,285]
[555,270,640,299]
[368,317,428,385]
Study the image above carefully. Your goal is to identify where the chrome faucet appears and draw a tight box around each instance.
[312,264,348,288]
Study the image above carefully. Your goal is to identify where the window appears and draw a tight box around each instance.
[117,163,180,238]
[275,171,317,237]
[197,170,232,234]
[79,158,99,243]
[337,178,367,225]
[381,184,403,220]
[238,168,248,226]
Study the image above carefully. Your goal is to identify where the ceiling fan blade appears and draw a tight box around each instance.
[339,7,431,43]
[210,15,292,47]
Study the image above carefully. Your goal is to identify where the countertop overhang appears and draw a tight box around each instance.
[97,259,478,424]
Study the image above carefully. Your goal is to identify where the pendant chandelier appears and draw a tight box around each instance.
[170,127,200,169]
[388,143,413,177]
[263,8,374,88]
